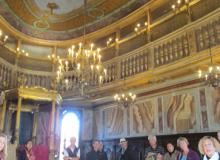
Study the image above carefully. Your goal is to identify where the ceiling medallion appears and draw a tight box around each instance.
[33,2,59,31]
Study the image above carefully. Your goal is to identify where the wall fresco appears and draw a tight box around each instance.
[132,99,156,134]
[103,107,124,138]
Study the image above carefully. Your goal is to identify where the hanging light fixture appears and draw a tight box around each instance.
[114,92,136,108]
[198,44,220,88]
[113,78,136,108]
[56,0,107,93]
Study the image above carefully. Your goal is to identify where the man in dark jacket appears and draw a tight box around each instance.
[119,138,135,160]
[98,141,108,160]
[86,140,100,160]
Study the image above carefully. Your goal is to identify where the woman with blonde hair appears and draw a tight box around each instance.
[176,137,200,160]
[0,133,7,160]
[198,136,220,160]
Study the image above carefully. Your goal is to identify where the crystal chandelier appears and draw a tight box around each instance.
[114,92,136,108]
[198,45,220,88]
[55,0,107,93]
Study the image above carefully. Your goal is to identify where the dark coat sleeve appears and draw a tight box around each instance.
[18,150,27,160]
[103,152,108,160]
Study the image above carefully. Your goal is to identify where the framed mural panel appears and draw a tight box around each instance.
[103,105,126,139]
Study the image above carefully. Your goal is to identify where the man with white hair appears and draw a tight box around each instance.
[63,137,80,160]
[145,135,165,160]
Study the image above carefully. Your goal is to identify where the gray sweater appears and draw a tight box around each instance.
[164,150,180,160]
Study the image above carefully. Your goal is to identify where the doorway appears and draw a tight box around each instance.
[59,112,80,160]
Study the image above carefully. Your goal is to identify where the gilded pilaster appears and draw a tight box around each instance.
[115,29,121,79]
[0,96,6,132]
[32,107,39,144]
[15,96,22,144]
[49,100,56,160]
[146,9,151,42]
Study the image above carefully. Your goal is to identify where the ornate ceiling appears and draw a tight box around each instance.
[0,0,149,40]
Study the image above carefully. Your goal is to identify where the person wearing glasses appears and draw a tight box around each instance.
[198,136,220,160]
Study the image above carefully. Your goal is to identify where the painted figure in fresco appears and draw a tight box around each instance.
[63,137,80,160]
[198,136,220,160]
[163,142,180,160]
[0,133,7,160]
[133,101,154,133]
[212,88,220,124]
[18,139,36,160]
[176,137,200,160]
[167,94,196,132]
[119,138,135,160]
[145,135,165,160]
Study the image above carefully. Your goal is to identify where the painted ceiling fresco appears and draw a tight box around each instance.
[0,0,149,40]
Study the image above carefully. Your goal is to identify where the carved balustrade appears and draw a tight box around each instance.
[0,8,220,91]
[195,16,220,50]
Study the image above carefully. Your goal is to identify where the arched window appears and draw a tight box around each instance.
[59,112,80,160]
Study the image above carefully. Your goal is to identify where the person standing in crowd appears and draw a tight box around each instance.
[18,139,35,160]
[86,140,100,160]
[145,135,165,160]
[63,137,80,160]
[217,131,220,142]
[0,133,7,160]
[119,138,135,160]
[198,136,220,160]
[176,137,200,160]
[164,142,179,160]
[98,141,108,160]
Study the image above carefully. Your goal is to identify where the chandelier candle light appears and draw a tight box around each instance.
[198,44,220,88]
[54,0,107,92]
[57,42,107,85]
[114,92,136,108]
